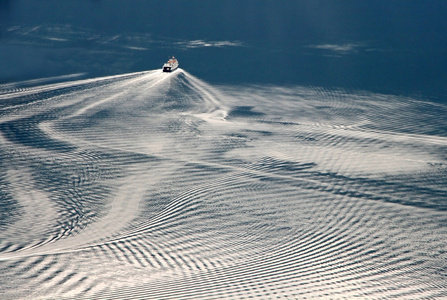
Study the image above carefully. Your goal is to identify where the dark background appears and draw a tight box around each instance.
[1,0,446,100]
